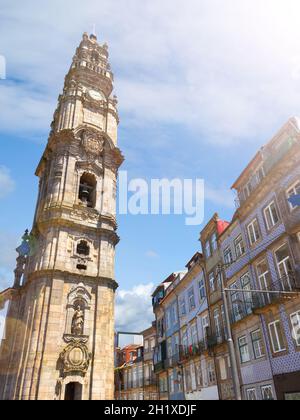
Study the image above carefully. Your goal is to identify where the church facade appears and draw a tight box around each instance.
[0,33,123,400]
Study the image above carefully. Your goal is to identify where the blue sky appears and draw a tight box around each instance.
[1,0,300,334]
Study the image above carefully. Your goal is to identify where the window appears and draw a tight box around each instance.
[195,362,203,388]
[256,166,265,184]
[169,371,175,394]
[214,309,221,339]
[205,241,211,258]
[179,297,186,316]
[209,272,215,292]
[224,246,233,266]
[202,315,209,342]
[251,330,265,359]
[275,244,293,290]
[238,336,250,363]
[234,235,245,259]
[184,365,192,392]
[78,173,96,208]
[191,324,198,346]
[166,310,171,330]
[257,260,272,305]
[287,181,300,210]
[207,361,216,385]
[268,320,286,353]
[188,288,196,311]
[231,283,242,322]
[170,303,178,325]
[182,328,188,351]
[264,201,280,230]
[167,338,172,358]
[211,233,218,252]
[76,240,90,256]
[247,219,261,245]
[247,388,257,401]
[290,311,300,347]
[261,385,274,400]
[198,278,206,300]
[244,181,253,199]
[241,273,252,315]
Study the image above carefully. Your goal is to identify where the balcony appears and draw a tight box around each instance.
[144,375,158,387]
[164,353,180,369]
[154,361,165,374]
[230,275,300,322]
[178,342,207,361]
[252,275,300,313]
[207,329,227,350]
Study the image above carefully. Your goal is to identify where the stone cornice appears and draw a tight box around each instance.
[237,147,300,220]
[23,271,119,293]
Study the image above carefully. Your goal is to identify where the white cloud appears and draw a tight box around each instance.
[205,185,236,210]
[0,166,15,199]
[1,0,300,145]
[115,283,155,333]
[145,250,159,259]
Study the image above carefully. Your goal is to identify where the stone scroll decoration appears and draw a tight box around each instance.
[59,340,92,376]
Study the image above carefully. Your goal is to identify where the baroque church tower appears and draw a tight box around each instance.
[0,33,123,400]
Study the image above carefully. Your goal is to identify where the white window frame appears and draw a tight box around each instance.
[256,260,272,304]
[198,278,206,300]
[261,385,274,400]
[275,244,293,290]
[211,233,218,252]
[287,181,300,211]
[251,329,265,359]
[264,201,280,230]
[247,218,261,246]
[188,287,196,311]
[209,272,215,292]
[268,320,286,353]
[202,315,209,343]
[179,297,186,316]
[247,388,257,401]
[205,240,211,258]
[224,246,233,266]
[214,308,221,339]
[290,310,300,347]
[238,335,251,363]
[234,234,245,259]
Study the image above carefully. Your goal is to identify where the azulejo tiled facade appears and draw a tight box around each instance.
[151,118,300,400]
[0,33,123,400]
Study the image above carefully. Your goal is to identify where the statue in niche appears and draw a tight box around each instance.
[71,304,84,336]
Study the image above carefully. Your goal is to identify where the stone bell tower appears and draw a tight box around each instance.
[0,33,123,400]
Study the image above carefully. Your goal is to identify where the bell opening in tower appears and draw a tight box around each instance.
[79,173,97,208]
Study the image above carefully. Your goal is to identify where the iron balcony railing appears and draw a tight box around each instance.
[153,360,165,374]
[207,329,227,349]
[164,352,181,369]
[229,274,300,323]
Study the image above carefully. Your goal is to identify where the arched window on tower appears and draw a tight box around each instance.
[78,173,96,208]
[76,240,90,257]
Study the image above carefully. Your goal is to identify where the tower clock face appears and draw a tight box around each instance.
[87,89,104,101]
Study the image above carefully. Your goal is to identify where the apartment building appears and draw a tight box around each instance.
[199,214,235,400]
[152,258,219,400]
[219,117,300,400]
[115,324,159,400]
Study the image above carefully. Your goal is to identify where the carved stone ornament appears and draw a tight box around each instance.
[82,135,103,156]
[59,340,92,375]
